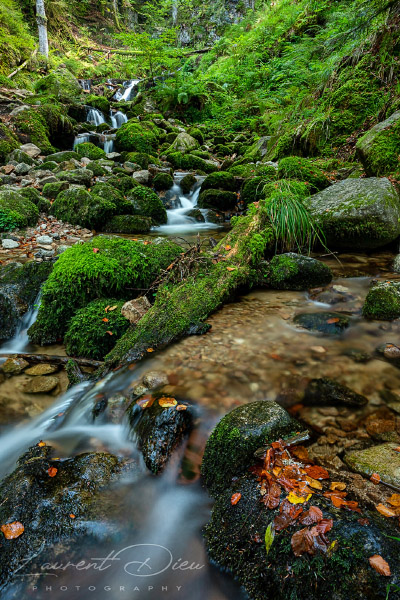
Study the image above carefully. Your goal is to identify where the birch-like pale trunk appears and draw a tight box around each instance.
[172,0,178,26]
[36,0,49,58]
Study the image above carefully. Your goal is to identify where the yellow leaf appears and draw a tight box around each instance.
[264,523,275,555]
[306,476,322,490]
[158,397,178,408]
[287,492,312,504]
[330,481,347,491]
[108,305,118,312]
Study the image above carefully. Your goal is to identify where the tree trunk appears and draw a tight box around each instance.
[103,206,274,370]
[172,0,178,26]
[112,0,120,29]
[36,0,49,58]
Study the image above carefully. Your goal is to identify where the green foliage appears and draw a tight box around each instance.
[64,298,129,360]
[52,188,115,229]
[277,157,330,192]
[103,214,152,233]
[86,94,110,113]
[201,172,236,192]
[153,172,174,191]
[166,152,218,173]
[0,0,35,75]
[28,236,183,345]
[0,189,39,231]
[241,176,273,207]
[76,142,106,160]
[0,123,19,164]
[198,189,237,210]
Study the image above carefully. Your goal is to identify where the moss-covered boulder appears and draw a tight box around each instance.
[28,237,182,345]
[102,214,152,233]
[198,189,237,210]
[42,181,69,199]
[46,150,80,164]
[0,189,39,230]
[64,298,129,360]
[86,94,110,114]
[180,173,197,194]
[115,121,159,153]
[356,111,400,177]
[187,127,204,145]
[127,186,167,225]
[265,253,332,290]
[51,188,114,229]
[304,178,400,251]
[241,176,270,206]
[123,152,152,169]
[34,68,82,103]
[344,443,400,488]
[362,280,400,320]
[105,174,139,193]
[17,187,51,213]
[57,168,94,187]
[168,132,199,153]
[278,157,330,192]
[0,123,20,164]
[153,172,173,191]
[91,182,133,214]
[201,171,236,193]
[76,142,106,161]
[13,106,74,154]
[166,152,218,173]
[201,400,303,496]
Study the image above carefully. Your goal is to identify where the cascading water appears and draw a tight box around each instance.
[102,135,115,154]
[73,133,91,149]
[78,79,91,91]
[155,173,222,234]
[114,79,140,102]
[0,292,41,354]
[110,110,128,128]
[86,107,106,126]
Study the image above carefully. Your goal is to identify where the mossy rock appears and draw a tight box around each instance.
[18,187,51,213]
[201,171,236,192]
[28,236,183,345]
[34,68,82,103]
[294,311,350,335]
[52,188,115,229]
[201,400,303,496]
[241,176,269,206]
[344,442,400,488]
[166,152,218,174]
[124,152,151,169]
[0,123,19,164]
[13,106,74,155]
[105,174,139,193]
[305,178,400,251]
[265,253,332,290]
[356,111,400,176]
[76,142,106,161]
[362,280,400,320]
[0,189,39,231]
[42,181,69,199]
[167,132,199,154]
[115,121,159,153]
[187,127,204,145]
[64,298,129,360]
[278,157,330,192]
[180,173,197,194]
[86,94,110,114]
[91,182,133,214]
[85,161,107,176]
[6,148,35,166]
[198,189,237,211]
[127,186,167,225]
[228,163,258,178]
[102,214,152,233]
[57,168,94,187]
[153,172,173,191]
[46,151,80,164]
[35,160,58,171]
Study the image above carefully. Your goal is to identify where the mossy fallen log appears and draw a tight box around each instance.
[104,204,275,369]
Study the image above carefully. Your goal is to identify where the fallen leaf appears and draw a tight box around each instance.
[48,467,58,477]
[291,527,316,557]
[326,318,340,324]
[369,555,391,576]
[137,395,155,409]
[394,446,400,453]
[226,267,236,271]
[1,521,24,539]
[69,514,76,519]
[225,245,232,250]
[176,404,187,411]
[370,473,381,485]
[291,446,309,461]
[93,248,100,253]
[330,482,346,491]
[108,305,118,311]
[147,348,154,352]
[310,519,333,534]
[106,331,113,335]
[304,465,329,480]
[231,493,241,505]
[264,523,275,555]
[102,318,109,322]
[287,491,312,505]
[104,305,110,312]
[38,441,46,447]
[376,503,396,517]
[388,494,400,507]
[306,476,322,490]
[299,506,323,525]
[263,482,282,509]
[158,397,178,408]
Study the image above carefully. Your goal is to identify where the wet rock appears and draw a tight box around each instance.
[57,168,93,187]
[265,253,332,291]
[14,163,30,176]
[24,363,58,376]
[132,169,150,184]
[356,110,400,176]
[363,280,400,320]
[121,296,151,324]
[2,357,29,376]
[142,370,169,389]
[23,375,59,393]
[180,173,197,194]
[303,378,368,407]
[293,311,350,335]
[168,132,199,153]
[342,348,372,363]
[310,284,355,305]
[201,400,304,495]
[185,208,205,222]
[345,443,400,487]
[128,393,193,474]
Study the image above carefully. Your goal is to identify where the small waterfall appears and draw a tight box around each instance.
[155,173,221,234]
[78,79,91,91]
[114,79,140,102]
[110,110,128,128]
[73,133,91,149]
[86,107,106,126]
[0,292,41,354]
[102,135,115,154]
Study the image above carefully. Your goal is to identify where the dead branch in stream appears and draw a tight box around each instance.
[0,353,103,368]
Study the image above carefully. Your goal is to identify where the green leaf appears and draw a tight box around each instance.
[265,523,275,556]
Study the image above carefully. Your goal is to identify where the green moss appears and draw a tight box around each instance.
[102,214,152,233]
[198,189,237,210]
[76,143,106,161]
[0,123,19,164]
[85,161,107,176]
[115,121,159,153]
[278,157,330,192]
[91,182,133,214]
[64,298,129,360]
[124,152,151,169]
[228,163,258,178]
[52,188,115,229]
[166,152,218,173]
[34,69,82,103]
[127,186,167,225]
[14,105,74,155]
[42,181,69,200]
[86,95,110,114]
[201,171,236,192]
[362,281,400,320]
[263,179,311,200]
[18,187,51,213]
[153,172,173,191]
[180,174,197,194]
[0,189,39,230]
[266,253,332,290]
[241,176,270,206]
[187,127,204,145]
[28,236,183,345]
[46,151,80,164]
[105,174,139,193]
[0,260,53,306]
[356,114,400,176]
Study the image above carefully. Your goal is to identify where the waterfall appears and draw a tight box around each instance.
[0,292,41,354]
[79,79,91,91]
[110,110,128,128]
[86,107,106,126]
[73,133,91,149]
[102,135,115,154]
[114,79,140,102]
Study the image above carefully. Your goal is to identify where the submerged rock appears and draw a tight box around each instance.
[303,377,368,407]
[265,253,332,290]
[24,363,58,376]
[345,443,400,488]
[293,311,350,335]
[23,375,59,393]
[2,357,29,376]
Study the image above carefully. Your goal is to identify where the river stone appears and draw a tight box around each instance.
[304,178,400,250]
[344,443,400,488]
[23,375,59,393]
[14,163,31,176]
[293,311,350,335]
[132,169,150,184]
[25,364,58,376]
[185,208,205,222]
[303,377,368,407]
[201,400,304,496]
[168,132,199,153]
[142,370,169,389]
[128,393,193,474]
[19,143,41,158]
[2,239,19,249]
[266,253,332,290]
[35,235,53,245]
[2,357,29,376]
[362,280,400,320]
[121,296,151,324]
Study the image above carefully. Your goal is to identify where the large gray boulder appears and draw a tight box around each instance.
[356,111,400,176]
[168,132,199,153]
[304,177,400,250]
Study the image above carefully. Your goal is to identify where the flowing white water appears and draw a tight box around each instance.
[0,293,41,353]
[79,79,91,91]
[110,110,128,128]
[87,107,106,126]
[102,135,115,154]
[73,133,91,149]
[155,174,222,235]
[114,79,140,102]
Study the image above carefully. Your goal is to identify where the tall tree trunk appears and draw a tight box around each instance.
[112,0,120,29]
[172,0,178,26]
[36,0,49,58]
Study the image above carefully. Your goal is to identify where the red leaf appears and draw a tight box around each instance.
[304,465,329,480]
[291,528,316,557]
[231,493,242,505]
[369,555,391,576]
[263,482,281,509]
[93,248,100,253]
[310,519,333,535]
[299,506,323,525]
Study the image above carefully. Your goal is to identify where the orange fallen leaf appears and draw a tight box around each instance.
[231,493,242,505]
[137,395,155,409]
[104,305,110,312]
[38,441,46,447]
[394,446,400,453]
[226,267,236,271]
[147,348,154,352]
[176,404,187,411]
[304,465,329,480]
[290,446,309,461]
[1,521,24,539]
[376,503,396,517]
[108,305,118,311]
[326,318,340,324]
[306,476,322,490]
[225,245,232,250]
[102,317,109,322]
[158,397,178,408]
[388,494,400,507]
[369,555,391,576]
[269,353,283,361]
[330,482,346,491]
[48,467,58,477]
[370,473,381,485]
[69,514,76,519]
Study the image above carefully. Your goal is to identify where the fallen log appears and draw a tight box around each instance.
[0,353,103,368]
[82,45,211,57]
